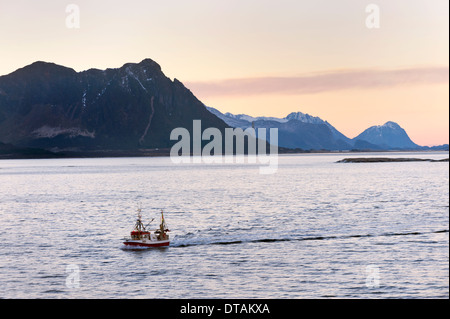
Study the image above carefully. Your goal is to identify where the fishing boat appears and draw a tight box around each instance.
[123,208,170,248]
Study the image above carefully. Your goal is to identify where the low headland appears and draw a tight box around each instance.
[337,157,449,163]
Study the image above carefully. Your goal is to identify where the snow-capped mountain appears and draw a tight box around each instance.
[207,107,353,150]
[285,112,323,124]
[353,121,419,149]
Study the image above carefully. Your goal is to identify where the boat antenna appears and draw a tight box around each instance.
[137,206,142,220]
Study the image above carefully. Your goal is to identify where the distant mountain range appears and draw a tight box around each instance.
[207,107,448,151]
[0,59,447,158]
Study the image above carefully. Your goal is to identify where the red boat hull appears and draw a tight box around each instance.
[123,240,170,247]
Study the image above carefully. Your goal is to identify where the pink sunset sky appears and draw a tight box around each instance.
[0,0,448,146]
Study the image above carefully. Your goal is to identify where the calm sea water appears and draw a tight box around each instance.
[0,152,448,298]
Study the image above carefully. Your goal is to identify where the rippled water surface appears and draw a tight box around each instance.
[0,152,448,298]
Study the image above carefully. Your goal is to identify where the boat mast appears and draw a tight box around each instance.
[160,210,169,232]
[135,207,146,232]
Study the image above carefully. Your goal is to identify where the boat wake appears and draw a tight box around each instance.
[171,229,449,248]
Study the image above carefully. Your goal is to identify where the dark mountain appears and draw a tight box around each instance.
[352,121,419,149]
[0,59,228,151]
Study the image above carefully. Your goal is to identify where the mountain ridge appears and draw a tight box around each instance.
[1,59,446,156]
[206,107,439,151]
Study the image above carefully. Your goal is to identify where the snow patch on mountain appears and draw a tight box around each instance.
[82,90,87,108]
[285,112,325,125]
[32,126,95,139]
[208,107,332,127]
[224,112,289,124]
[126,67,147,92]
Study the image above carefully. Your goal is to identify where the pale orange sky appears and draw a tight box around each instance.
[0,0,448,146]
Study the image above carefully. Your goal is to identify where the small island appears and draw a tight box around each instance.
[337,157,449,163]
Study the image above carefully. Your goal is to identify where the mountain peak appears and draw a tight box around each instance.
[285,112,325,124]
[137,58,161,70]
[382,121,401,129]
[7,61,77,78]
[354,121,418,149]
[29,61,58,68]
[119,58,162,72]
